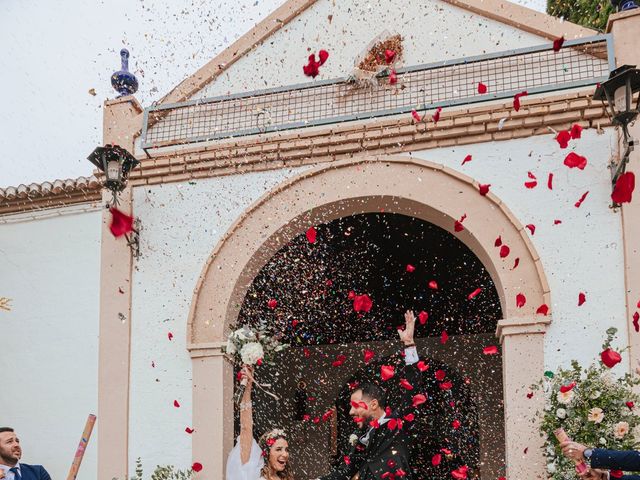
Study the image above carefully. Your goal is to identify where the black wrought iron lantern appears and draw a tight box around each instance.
[87,144,139,197]
[593,65,640,204]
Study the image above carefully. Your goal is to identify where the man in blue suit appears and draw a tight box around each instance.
[0,428,51,480]
[561,440,640,479]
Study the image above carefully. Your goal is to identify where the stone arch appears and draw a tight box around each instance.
[187,155,551,479]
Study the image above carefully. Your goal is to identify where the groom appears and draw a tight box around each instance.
[318,310,422,480]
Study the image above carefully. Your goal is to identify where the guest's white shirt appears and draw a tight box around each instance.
[0,463,21,480]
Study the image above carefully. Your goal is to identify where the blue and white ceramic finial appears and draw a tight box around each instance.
[110,48,139,97]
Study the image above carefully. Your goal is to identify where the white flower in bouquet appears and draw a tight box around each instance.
[588,407,605,423]
[547,463,557,474]
[590,390,602,399]
[614,421,630,439]
[240,342,264,365]
[557,390,574,404]
[599,437,607,445]
[235,327,256,342]
[556,408,567,419]
[226,338,237,354]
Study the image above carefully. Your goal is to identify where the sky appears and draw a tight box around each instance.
[0,0,546,188]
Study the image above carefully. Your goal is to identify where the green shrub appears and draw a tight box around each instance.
[547,0,614,31]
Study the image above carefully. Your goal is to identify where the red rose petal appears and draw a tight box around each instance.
[431,453,442,466]
[417,361,429,372]
[428,280,438,290]
[385,49,396,64]
[389,69,398,85]
[411,110,422,122]
[440,330,449,344]
[303,54,320,78]
[454,213,467,232]
[512,257,520,269]
[601,348,622,368]
[575,191,589,208]
[451,465,469,480]
[174,400,180,408]
[418,310,429,324]
[306,226,317,243]
[536,304,549,316]
[109,207,134,238]
[554,219,562,225]
[412,393,427,407]
[185,427,194,434]
[381,365,395,381]
[452,419,461,430]
[560,381,576,393]
[556,130,571,149]
[406,264,415,272]
[435,369,446,381]
[524,180,537,189]
[626,401,635,410]
[494,235,502,247]
[344,455,351,465]
[467,288,482,300]
[578,292,586,306]
[499,245,510,258]
[547,173,554,190]
[477,82,487,94]
[525,224,536,235]
[478,184,490,196]
[553,36,565,52]
[570,123,583,139]
[267,298,278,309]
[527,392,534,399]
[318,49,329,65]
[403,413,415,422]
[633,312,639,332]
[513,91,528,111]
[432,107,442,124]
[439,380,453,390]
[461,154,472,165]
[399,378,414,390]
[168,332,173,341]
[516,293,526,308]
[332,354,347,367]
[612,172,636,204]
[364,349,375,363]
[483,345,499,355]
[611,470,624,479]
[353,294,373,312]
[192,462,203,473]
[347,290,355,300]
[564,152,587,170]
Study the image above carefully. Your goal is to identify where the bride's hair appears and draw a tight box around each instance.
[258,429,294,480]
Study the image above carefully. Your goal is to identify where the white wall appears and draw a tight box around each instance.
[128,127,625,470]
[0,206,101,479]
[128,167,309,472]
[193,0,546,100]
[411,128,627,372]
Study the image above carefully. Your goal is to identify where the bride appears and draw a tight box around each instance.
[226,365,294,480]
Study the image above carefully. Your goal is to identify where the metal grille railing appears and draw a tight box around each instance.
[141,35,613,150]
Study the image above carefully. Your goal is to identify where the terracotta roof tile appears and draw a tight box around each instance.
[0,175,101,201]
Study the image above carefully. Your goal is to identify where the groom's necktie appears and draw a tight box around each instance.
[10,467,21,480]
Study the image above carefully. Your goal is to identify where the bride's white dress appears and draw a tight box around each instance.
[226,437,266,480]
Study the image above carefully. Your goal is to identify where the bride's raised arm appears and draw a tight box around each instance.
[239,365,254,465]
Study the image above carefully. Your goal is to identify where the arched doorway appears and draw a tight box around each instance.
[187,156,551,479]
[234,212,504,478]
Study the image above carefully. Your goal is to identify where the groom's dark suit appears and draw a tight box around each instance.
[320,346,423,480]
[4,464,51,480]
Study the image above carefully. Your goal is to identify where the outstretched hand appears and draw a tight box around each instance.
[398,310,416,346]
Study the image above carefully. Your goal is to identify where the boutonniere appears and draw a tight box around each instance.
[349,433,359,446]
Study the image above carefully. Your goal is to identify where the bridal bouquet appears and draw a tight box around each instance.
[538,328,640,479]
[224,325,287,366]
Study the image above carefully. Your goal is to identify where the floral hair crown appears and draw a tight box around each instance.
[259,428,287,453]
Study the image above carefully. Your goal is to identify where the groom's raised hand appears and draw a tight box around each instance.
[398,310,416,346]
